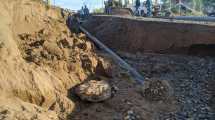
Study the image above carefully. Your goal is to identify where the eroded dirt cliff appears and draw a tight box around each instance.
[83,15,215,56]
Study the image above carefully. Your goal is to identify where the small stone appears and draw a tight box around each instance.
[78,33,87,40]
[127,110,134,115]
[141,79,172,102]
[124,116,130,120]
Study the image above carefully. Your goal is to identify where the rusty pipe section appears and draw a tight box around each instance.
[79,26,145,84]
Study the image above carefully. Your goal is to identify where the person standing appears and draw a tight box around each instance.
[146,0,152,16]
[124,0,129,7]
[107,0,113,14]
[104,1,108,14]
[67,13,80,33]
[135,0,140,16]
[80,7,84,18]
[84,5,90,17]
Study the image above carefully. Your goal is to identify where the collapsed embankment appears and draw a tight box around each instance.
[83,15,215,56]
[0,1,178,120]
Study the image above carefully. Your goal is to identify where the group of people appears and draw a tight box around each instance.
[79,5,90,19]
[135,0,153,17]
[104,0,114,14]
[104,0,154,16]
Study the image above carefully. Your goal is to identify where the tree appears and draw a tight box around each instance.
[160,0,204,15]
[135,0,140,7]
[124,0,129,7]
[203,0,215,6]
[196,0,203,11]
[161,0,171,8]
[93,8,104,13]
[119,0,123,7]
[202,0,215,13]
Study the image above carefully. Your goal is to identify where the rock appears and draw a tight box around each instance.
[0,97,59,120]
[96,57,114,77]
[77,69,88,81]
[78,33,87,40]
[111,85,119,95]
[58,38,73,48]
[49,93,75,118]
[124,110,141,120]
[79,41,92,51]
[75,80,112,102]
[80,54,98,73]
[62,48,70,60]
[41,50,52,60]
[43,41,63,60]
[141,79,172,102]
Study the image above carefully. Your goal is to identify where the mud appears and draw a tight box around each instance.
[83,15,215,56]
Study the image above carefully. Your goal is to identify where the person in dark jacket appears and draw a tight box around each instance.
[107,0,113,14]
[84,5,90,17]
[146,0,152,16]
[67,13,80,33]
[135,0,141,15]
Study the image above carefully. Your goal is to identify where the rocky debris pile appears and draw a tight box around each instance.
[141,79,172,102]
[15,26,115,118]
[75,80,112,102]
[122,53,215,120]
[19,29,89,64]
[18,29,113,80]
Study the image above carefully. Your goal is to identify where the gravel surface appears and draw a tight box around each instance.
[120,53,215,120]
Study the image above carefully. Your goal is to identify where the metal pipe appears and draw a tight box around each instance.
[79,26,145,84]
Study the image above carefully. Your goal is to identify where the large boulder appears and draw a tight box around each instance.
[75,80,112,102]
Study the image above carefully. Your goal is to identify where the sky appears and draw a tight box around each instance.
[53,0,103,11]
[52,0,161,11]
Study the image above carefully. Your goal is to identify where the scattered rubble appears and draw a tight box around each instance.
[122,53,215,120]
